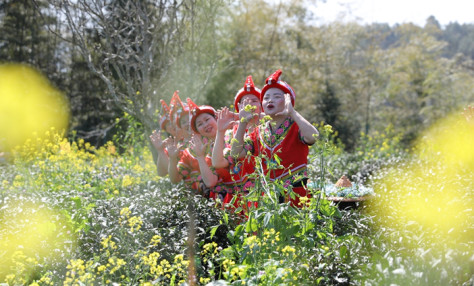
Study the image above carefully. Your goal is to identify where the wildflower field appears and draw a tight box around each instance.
[0,116,472,285]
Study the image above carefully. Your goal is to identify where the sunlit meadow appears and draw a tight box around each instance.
[0,68,472,284]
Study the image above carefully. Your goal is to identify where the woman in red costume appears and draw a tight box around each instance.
[231,70,319,207]
[212,75,262,211]
[168,99,231,201]
[150,91,192,177]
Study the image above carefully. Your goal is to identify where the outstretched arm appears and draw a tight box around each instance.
[150,130,169,176]
[166,138,183,184]
[230,101,254,159]
[212,107,234,168]
[192,135,218,188]
[276,93,319,144]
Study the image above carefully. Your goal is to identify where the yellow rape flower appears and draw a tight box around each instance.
[122,175,133,188]
[282,245,296,254]
[222,258,235,271]
[100,235,117,250]
[244,104,257,112]
[174,254,184,263]
[133,164,144,173]
[128,216,143,233]
[97,265,106,273]
[150,235,162,246]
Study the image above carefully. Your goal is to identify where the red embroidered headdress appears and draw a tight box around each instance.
[187,97,216,133]
[260,69,296,106]
[234,75,261,112]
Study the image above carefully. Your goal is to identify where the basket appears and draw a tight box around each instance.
[325,195,372,210]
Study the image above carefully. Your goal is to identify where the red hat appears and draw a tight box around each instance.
[260,69,296,106]
[159,99,171,130]
[187,98,216,134]
[169,90,189,128]
[234,75,261,112]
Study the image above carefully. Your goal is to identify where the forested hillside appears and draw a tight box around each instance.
[1,0,473,149]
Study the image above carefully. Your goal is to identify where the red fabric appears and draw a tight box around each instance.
[234,75,261,112]
[216,126,260,212]
[178,147,231,200]
[257,119,308,182]
[160,99,171,130]
[260,69,296,106]
[169,91,188,128]
[249,117,310,207]
[177,148,205,191]
[224,125,258,183]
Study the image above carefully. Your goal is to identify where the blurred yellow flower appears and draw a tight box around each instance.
[122,175,134,188]
[0,64,70,153]
[370,112,473,245]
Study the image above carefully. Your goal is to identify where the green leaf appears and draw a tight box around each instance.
[320,203,335,216]
[340,245,348,260]
[245,216,253,233]
[71,196,82,208]
[245,215,258,233]
[274,154,281,165]
[303,222,315,234]
[210,225,219,239]
[263,212,272,227]
[289,190,296,200]
[223,212,229,224]
[234,224,244,238]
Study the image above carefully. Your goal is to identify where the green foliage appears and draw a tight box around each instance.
[112,112,146,155]
[1,124,472,285]
[2,1,474,152]
[0,0,60,76]
[441,22,474,59]
[308,123,408,184]
[0,129,229,284]
[197,125,367,285]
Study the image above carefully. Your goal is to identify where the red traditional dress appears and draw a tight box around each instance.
[177,147,206,192]
[246,117,311,207]
[218,125,259,212]
[177,139,231,201]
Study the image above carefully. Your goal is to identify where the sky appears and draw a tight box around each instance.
[304,0,474,27]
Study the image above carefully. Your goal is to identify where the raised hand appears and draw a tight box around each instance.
[238,98,257,124]
[275,93,295,118]
[217,107,236,132]
[165,137,183,159]
[174,128,185,142]
[149,130,165,151]
[190,135,208,158]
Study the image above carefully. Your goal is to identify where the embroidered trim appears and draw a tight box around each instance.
[213,179,256,194]
[260,117,294,148]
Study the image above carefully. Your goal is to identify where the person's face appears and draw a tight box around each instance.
[240,94,262,113]
[164,121,174,136]
[262,88,285,116]
[179,113,190,131]
[176,120,192,141]
[195,113,217,138]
